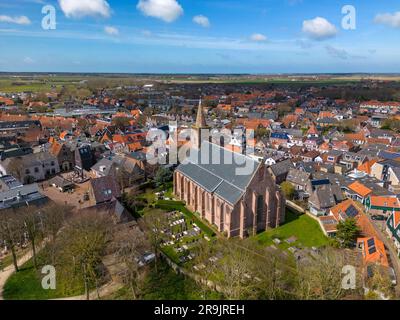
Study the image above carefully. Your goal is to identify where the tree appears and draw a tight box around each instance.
[335,218,361,248]
[41,203,73,264]
[141,210,168,273]
[0,210,24,272]
[280,181,295,200]
[110,227,149,299]
[154,167,173,188]
[193,239,295,300]
[22,208,43,270]
[295,247,362,300]
[58,212,112,300]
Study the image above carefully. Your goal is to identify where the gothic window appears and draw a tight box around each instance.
[256,195,264,224]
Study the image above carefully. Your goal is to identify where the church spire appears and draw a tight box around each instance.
[195,97,207,128]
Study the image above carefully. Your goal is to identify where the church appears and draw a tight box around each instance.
[173,100,286,238]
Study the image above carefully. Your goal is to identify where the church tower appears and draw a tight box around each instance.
[192,98,209,149]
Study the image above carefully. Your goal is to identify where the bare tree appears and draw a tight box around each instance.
[110,226,150,299]
[295,247,362,300]
[0,210,24,272]
[58,212,113,300]
[41,203,73,264]
[141,210,168,273]
[21,208,43,270]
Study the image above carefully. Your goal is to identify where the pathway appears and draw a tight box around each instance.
[0,249,35,300]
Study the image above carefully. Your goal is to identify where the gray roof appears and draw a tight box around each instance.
[269,159,294,177]
[176,141,260,205]
[0,183,48,209]
[287,168,311,186]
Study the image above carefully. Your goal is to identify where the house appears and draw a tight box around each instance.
[268,159,295,184]
[88,175,121,205]
[49,141,75,172]
[346,181,372,203]
[0,152,59,184]
[90,155,145,188]
[357,237,389,267]
[301,150,321,163]
[286,168,311,192]
[365,196,400,217]
[371,159,400,182]
[75,144,94,176]
[318,199,361,236]
[387,166,400,193]
[48,175,74,192]
[308,181,344,216]
[322,150,343,165]
[386,211,400,255]
[0,183,48,210]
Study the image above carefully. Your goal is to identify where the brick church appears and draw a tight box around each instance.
[173,101,285,238]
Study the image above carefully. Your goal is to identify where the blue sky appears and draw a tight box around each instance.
[0,0,400,73]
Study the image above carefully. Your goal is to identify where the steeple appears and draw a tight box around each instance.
[192,97,209,149]
[195,97,207,128]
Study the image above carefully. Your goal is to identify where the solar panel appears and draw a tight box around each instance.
[345,205,358,218]
[368,246,377,255]
[367,238,375,248]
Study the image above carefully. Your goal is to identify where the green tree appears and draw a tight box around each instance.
[154,167,173,187]
[335,218,361,248]
[280,181,295,200]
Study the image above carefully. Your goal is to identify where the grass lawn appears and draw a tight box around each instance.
[256,210,329,249]
[3,255,84,300]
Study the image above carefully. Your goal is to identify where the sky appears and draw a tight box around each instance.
[0,0,400,73]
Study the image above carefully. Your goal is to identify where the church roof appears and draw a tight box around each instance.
[176,141,260,205]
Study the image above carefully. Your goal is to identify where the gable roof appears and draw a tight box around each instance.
[348,181,372,197]
[90,176,121,204]
[357,237,389,267]
[330,199,361,221]
[176,141,260,205]
[369,196,400,209]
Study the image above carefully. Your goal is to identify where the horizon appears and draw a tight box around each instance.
[1,1,400,73]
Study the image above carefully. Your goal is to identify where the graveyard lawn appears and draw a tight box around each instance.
[256,210,329,249]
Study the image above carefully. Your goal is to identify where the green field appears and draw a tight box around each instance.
[256,210,329,249]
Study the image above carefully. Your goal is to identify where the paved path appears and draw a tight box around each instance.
[53,282,123,300]
[0,250,35,300]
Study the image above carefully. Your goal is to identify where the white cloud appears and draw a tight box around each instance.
[104,26,119,36]
[250,33,267,42]
[374,12,400,28]
[302,17,337,40]
[58,0,111,18]
[23,57,35,64]
[193,15,210,28]
[0,15,31,25]
[137,0,183,23]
